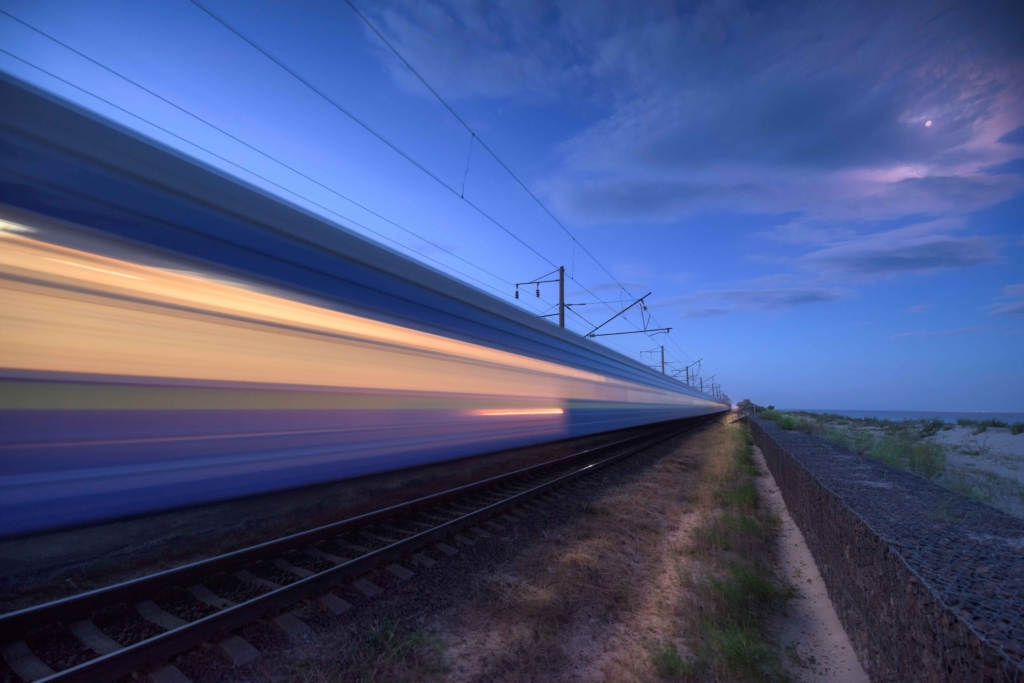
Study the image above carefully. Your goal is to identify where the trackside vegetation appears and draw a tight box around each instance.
[654,424,794,681]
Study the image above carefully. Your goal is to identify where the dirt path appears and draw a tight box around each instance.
[434,420,870,682]
[752,444,869,682]
[187,419,869,682]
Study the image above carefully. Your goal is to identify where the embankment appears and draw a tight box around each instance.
[747,415,1024,682]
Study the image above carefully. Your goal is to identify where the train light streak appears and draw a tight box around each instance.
[471,408,565,417]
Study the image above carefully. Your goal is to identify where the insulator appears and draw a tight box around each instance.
[535,288,540,297]
[515,289,519,299]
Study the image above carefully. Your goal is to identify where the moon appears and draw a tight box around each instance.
[925,120,933,127]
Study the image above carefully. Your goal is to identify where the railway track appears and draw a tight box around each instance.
[0,416,715,683]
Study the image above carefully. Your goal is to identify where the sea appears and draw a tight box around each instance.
[785,409,1024,424]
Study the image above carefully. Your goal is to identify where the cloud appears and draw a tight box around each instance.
[907,304,932,313]
[659,287,848,318]
[1003,283,1024,297]
[800,221,999,280]
[893,327,987,339]
[987,283,1024,315]
[989,301,1024,316]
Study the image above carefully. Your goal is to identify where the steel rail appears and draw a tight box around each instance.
[0,424,658,639]
[43,420,690,682]
[5,416,715,683]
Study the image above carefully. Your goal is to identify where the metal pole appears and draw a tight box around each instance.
[558,266,565,328]
[660,346,664,374]
[700,378,703,391]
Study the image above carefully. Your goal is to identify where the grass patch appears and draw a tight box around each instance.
[358,618,447,682]
[679,425,793,681]
[1010,422,1024,435]
[868,435,945,479]
[648,639,700,679]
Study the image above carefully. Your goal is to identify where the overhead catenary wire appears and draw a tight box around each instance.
[190,0,712,381]
[0,9,531,299]
[186,0,557,270]
[0,48,551,311]
[3,7,719,393]
[342,0,631,299]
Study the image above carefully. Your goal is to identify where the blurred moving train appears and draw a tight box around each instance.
[0,73,727,538]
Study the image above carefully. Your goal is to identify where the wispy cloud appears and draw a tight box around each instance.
[989,301,1024,316]
[1002,283,1024,298]
[985,282,1024,316]
[892,327,987,339]
[907,304,932,313]
[660,287,848,318]
[800,221,999,281]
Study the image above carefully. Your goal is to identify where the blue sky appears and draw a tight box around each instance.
[1,0,1022,410]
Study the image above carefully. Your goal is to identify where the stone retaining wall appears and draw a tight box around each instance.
[747,415,1024,682]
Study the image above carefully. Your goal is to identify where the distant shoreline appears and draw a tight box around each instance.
[785,409,1024,423]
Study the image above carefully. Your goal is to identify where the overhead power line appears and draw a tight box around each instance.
[341,0,640,301]
[0,9,529,299]
[187,0,704,371]
[2,6,717,391]
[187,0,556,270]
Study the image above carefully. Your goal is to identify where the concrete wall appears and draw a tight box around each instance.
[747,415,1024,682]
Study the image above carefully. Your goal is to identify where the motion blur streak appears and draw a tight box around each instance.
[472,409,566,417]
[0,73,726,538]
[0,215,714,537]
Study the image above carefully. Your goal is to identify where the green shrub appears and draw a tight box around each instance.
[908,441,946,479]
[823,427,852,450]
[1011,422,1024,435]
[776,415,798,430]
[852,430,875,454]
[868,435,945,479]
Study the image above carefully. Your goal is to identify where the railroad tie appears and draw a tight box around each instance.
[70,619,123,655]
[188,584,235,609]
[305,546,349,565]
[433,542,458,556]
[214,635,260,666]
[411,552,437,568]
[1,640,55,682]
[317,593,352,615]
[419,511,452,524]
[272,557,314,579]
[360,530,401,544]
[386,563,415,581]
[270,612,310,642]
[470,526,493,539]
[146,664,194,683]
[136,600,188,631]
[453,534,476,547]
[352,578,383,598]
[234,569,281,591]
[336,538,372,554]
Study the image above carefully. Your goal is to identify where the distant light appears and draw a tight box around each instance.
[925,120,933,127]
